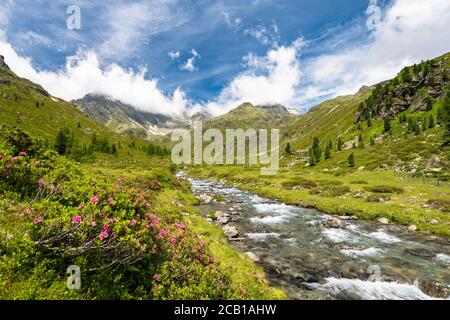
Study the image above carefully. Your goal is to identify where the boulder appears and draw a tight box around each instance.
[418,279,450,299]
[428,219,439,225]
[323,217,345,229]
[245,252,260,263]
[223,226,239,239]
[377,217,390,225]
[408,225,417,232]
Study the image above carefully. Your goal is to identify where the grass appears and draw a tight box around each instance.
[189,166,450,237]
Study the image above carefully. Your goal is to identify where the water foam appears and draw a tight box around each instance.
[246,232,280,240]
[322,229,360,243]
[319,277,441,300]
[250,215,290,225]
[367,231,402,244]
[341,247,384,258]
[435,253,450,265]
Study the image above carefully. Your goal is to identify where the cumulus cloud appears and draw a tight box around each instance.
[0,40,190,117]
[180,49,200,72]
[300,0,450,108]
[205,38,305,115]
[168,50,180,60]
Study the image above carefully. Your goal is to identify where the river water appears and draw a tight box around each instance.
[184,175,450,300]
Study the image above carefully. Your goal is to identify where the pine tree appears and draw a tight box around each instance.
[54,127,71,155]
[308,137,321,166]
[285,142,292,155]
[383,118,391,133]
[367,114,372,128]
[422,117,428,131]
[428,114,435,128]
[348,153,355,167]
[358,133,365,149]
[336,137,343,151]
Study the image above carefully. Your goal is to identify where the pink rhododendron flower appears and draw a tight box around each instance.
[130,219,137,226]
[98,231,109,240]
[11,156,19,161]
[153,273,160,281]
[89,196,99,204]
[89,221,96,227]
[170,238,177,244]
[150,220,160,228]
[71,216,82,224]
[175,222,186,230]
[37,178,45,185]
[19,151,27,156]
[102,225,112,233]
[33,217,43,224]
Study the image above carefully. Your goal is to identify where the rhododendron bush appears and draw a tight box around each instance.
[0,127,232,299]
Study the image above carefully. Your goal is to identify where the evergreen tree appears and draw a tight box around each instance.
[336,137,343,151]
[54,127,71,155]
[324,142,332,160]
[422,117,428,131]
[383,118,391,133]
[401,68,412,83]
[358,133,365,149]
[367,114,372,128]
[428,114,435,128]
[425,97,433,111]
[348,153,355,167]
[308,137,321,165]
[413,122,421,135]
[370,136,375,146]
[285,142,292,155]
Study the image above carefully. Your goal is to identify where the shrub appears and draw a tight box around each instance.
[0,127,233,299]
[365,185,404,194]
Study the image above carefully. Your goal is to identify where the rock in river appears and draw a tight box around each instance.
[323,217,345,229]
[223,226,239,239]
[418,279,450,299]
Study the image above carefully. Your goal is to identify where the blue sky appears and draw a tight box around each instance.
[1,0,450,116]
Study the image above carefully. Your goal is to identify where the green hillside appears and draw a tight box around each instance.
[189,53,450,236]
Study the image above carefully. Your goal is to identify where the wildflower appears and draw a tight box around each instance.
[33,217,43,224]
[89,196,99,204]
[11,156,19,161]
[71,216,82,224]
[174,222,186,230]
[98,231,109,240]
[102,224,112,233]
[130,219,137,226]
[170,238,177,245]
[37,178,45,185]
[156,229,168,239]
[150,220,160,228]
[89,221,96,227]
[19,151,27,156]
[153,273,160,281]
[173,253,179,259]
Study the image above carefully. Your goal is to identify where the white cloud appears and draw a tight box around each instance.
[180,49,200,72]
[244,21,279,46]
[168,50,180,60]
[300,0,450,108]
[98,1,189,59]
[0,41,190,117]
[205,38,305,115]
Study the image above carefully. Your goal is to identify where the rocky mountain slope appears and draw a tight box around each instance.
[72,93,179,139]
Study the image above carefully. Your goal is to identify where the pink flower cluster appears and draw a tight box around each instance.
[99,224,111,240]
[89,196,99,204]
[71,215,82,224]
[33,217,43,224]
